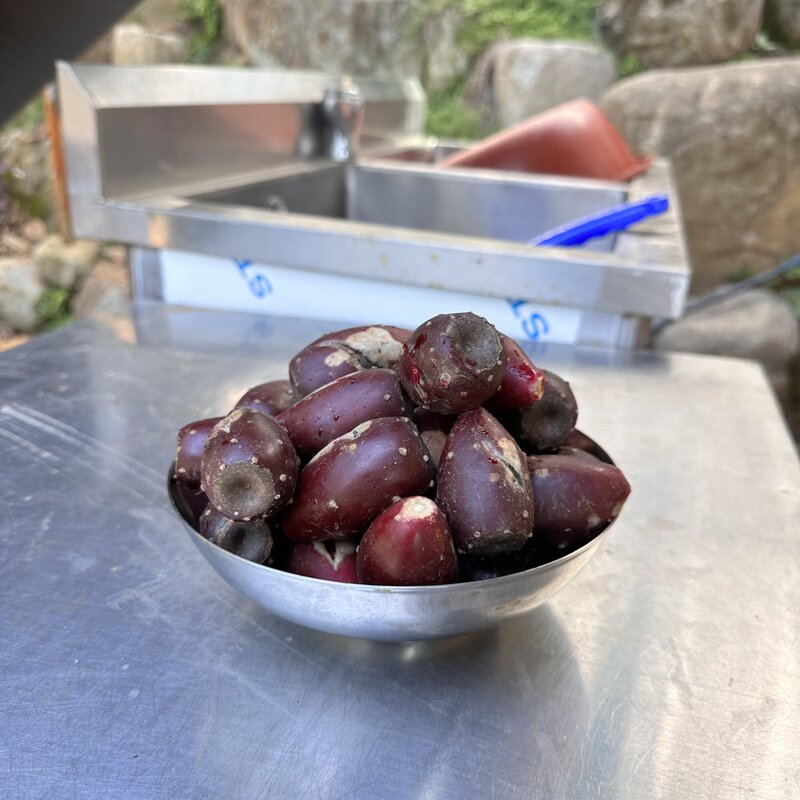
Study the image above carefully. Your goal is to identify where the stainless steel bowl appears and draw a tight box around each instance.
[168,448,614,641]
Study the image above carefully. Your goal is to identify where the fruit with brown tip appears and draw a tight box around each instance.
[199,505,273,563]
[398,313,507,414]
[500,369,578,452]
[201,408,299,521]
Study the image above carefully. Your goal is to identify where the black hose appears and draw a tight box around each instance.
[652,251,800,335]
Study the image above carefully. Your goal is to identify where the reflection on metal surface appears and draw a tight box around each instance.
[57,62,423,201]
[322,78,364,162]
[345,163,624,246]
[147,212,171,250]
[95,312,137,345]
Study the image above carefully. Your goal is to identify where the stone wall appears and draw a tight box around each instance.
[597,0,765,67]
[222,0,421,78]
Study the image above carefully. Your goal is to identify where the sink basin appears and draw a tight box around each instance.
[57,62,691,328]
[192,162,627,252]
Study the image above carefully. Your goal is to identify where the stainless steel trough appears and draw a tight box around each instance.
[57,63,690,347]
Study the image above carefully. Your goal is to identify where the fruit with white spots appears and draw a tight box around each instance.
[276,368,409,457]
[286,540,358,582]
[200,408,299,521]
[175,417,222,490]
[235,379,296,415]
[526,454,631,549]
[280,417,435,542]
[398,313,507,414]
[357,497,458,585]
[172,316,632,586]
[437,407,534,555]
[289,325,411,397]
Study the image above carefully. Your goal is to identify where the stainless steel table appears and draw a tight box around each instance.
[2,303,799,799]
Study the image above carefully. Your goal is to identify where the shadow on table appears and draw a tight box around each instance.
[188,604,593,799]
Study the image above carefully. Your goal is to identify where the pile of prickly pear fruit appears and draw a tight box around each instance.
[170,312,631,586]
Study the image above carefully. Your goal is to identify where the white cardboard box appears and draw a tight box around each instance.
[160,249,631,347]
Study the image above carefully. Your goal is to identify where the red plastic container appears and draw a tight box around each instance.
[439,100,651,182]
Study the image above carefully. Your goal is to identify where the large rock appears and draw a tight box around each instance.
[597,0,764,67]
[602,60,800,290]
[420,6,468,92]
[79,30,114,63]
[33,235,100,290]
[129,0,184,31]
[0,258,44,332]
[467,40,616,131]
[1,231,29,257]
[221,0,421,78]
[765,0,800,46]
[654,290,799,396]
[82,0,183,64]
[112,22,187,65]
[21,218,48,245]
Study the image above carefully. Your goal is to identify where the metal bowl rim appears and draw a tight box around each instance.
[168,467,612,595]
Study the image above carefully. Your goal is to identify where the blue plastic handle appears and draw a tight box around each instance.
[530,193,669,247]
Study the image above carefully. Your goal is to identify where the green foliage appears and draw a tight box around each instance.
[421,0,599,138]
[457,0,596,57]
[617,52,644,79]
[777,286,800,318]
[179,0,222,64]
[35,287,73,331]
[770,266,800,318]
[425,80,482,140]
[753,31,779,53]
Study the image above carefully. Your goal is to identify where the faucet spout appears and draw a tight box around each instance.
[322,78,364,162]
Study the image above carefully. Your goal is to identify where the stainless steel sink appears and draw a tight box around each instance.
[192,162,626,252]
[56,63,691,346]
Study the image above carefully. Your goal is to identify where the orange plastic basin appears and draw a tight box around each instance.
[439,100,651,182]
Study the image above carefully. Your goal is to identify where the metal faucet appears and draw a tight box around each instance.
[321,78,364,162]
